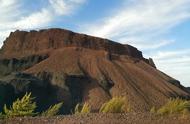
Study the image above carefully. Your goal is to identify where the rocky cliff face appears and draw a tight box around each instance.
[1,29,142,59]
[0,28,189,114]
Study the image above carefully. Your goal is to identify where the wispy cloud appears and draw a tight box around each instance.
[81,0,190,50]
[49,0,85,15]
[0,0,86,46]
[13,8,53,29]
[150,49,190,60]
[79,0,190,86]
[146,49,190,87]
[118,38,175,50]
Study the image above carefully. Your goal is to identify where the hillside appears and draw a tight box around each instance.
[0,28,189,113]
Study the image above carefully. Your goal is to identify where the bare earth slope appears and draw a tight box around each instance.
[1,113,190,124]
[0,28,189,113]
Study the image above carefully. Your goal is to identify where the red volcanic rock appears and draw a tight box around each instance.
[1,28,142,58]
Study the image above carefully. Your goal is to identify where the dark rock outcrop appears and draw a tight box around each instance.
[0,81,15,112]
[0,54,48,76]
[148,58,156,68]
[0,72,85,113]
[0,73,50,112]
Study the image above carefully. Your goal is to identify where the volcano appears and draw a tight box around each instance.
[0,28,189,113]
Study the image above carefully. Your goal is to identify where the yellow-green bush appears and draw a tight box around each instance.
[41,102,63,117]
[3,92,37,117]
[153,98,190,115]
[74,103,90,114]
[99,97,130,113]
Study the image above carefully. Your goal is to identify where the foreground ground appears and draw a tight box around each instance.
[1,113,190,124]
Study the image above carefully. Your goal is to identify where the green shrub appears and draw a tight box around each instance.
[3,92,37,118]
[74,103,90,114]
[156,98,190,115]
[41,102,63,117]
[99,97,130,113]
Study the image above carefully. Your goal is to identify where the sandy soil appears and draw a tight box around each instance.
[1,113,190,124]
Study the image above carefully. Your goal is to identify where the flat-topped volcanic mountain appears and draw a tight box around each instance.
[0,28,189,113]
[1,29,143,58]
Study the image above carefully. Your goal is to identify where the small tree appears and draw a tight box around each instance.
[4,92,37,117]
[74,103,90,114]
[41,102,63,117]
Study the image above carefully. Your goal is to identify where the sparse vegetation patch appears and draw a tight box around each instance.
[3,92,37,118]
[150,98,190,116]
[41,102,63,117]
[99,97,131,113]
[74,103,91,114]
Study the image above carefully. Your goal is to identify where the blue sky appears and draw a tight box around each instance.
[0,0,190,86]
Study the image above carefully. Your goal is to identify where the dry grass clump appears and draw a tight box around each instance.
[150,98,190,116]
[150,106,156,113]
[3,93,37,118]
[41,102,63,117]
[0,92,64,119]
[99,97,131,113]
[74,103,91,114]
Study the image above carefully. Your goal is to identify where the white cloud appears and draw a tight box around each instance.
[78,0,190,87]
[49,0,85,15]
[81,0,190,50]
[13,8,53,29]
[151,49,190,60]
[0,0,86,46]
[50,0,69,15]
[0,0,21,29]
[134,40,175,50]
[146,50,190,87]
[118,38,175,50]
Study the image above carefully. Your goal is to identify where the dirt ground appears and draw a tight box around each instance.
[1,113,190,124]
